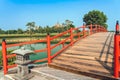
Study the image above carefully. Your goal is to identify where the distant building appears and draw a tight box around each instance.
[54,22,64,28]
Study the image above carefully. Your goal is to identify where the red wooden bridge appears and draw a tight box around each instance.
[1,22,120,79]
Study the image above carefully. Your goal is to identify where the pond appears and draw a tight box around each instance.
[0,43,62,64]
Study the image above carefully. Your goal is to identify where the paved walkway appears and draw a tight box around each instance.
[0,71,13,80]
[1,65,94,80]
[31,66,95,80]
[0,71,4,80]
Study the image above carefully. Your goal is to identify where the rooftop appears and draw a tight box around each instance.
[11,47,34,56]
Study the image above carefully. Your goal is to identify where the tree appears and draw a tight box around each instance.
[45,25,51,33]
[26,22,35,38]
[17,28,23,34]
[65,20,73,26]
[0,28,5,34]
[83,10,108,29]
[64,20,75,30]
[6,30,17,34]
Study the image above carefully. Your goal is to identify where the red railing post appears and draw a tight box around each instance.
[90,24,92,35]
[114,21,120,78]
[47,33,51,64]
[2,39,8,75]
[62,43,65,48]
[101,26,103,32]
[95,25,97,32]
[98,25,100,32]
[116,21,119,34]
[70,28,73,46]
[78,32,80,39]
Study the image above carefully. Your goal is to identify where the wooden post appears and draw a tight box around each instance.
[2,39,8,75]
[114,35,119,78]
[116,21,119,34]
[70,28,73,46]
[47,33,51,64]
[114,21,120,78]
[97,25,100,32]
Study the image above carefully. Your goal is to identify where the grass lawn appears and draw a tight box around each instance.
[0,33,71,44]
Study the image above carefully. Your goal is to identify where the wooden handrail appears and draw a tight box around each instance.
[51,37,70,50]
[7,54,16,58]
[34,48,47,53]
[50,29,70,40]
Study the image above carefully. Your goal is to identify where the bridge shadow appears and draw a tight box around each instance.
[96,32,114,75]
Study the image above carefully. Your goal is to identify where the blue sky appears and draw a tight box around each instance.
[0,0,119,30]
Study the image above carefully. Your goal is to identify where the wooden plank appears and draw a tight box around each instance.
[56,56,113,67]
[60,53,113,62]
[70,48,114,55]
[72,45,113,51]
[74,44,104,48]
[52,60,110,73]
[59,55,113,65]
[49,63,115,80]
[64,50,113,58]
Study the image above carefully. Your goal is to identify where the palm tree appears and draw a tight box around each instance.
[26,22,35,40]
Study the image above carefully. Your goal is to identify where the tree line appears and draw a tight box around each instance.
[0,20,75,34]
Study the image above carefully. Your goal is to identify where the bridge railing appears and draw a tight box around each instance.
[2,24,107,75]
[114,21,120,79]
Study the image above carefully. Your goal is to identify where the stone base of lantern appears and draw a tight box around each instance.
[17,65,29,76]
[12,64,34,80]
[12,73,34,80]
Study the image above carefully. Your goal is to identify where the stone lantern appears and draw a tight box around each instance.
[11,47,34,80]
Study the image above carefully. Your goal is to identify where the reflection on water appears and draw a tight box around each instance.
[0,43,62,64]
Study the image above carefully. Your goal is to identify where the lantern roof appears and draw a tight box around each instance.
[11,47,34,56]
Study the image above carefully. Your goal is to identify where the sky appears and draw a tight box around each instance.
[0,0,120,30]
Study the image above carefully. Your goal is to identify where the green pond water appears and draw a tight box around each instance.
[0,43,62,64]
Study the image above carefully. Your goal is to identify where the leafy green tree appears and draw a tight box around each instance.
[0,28,5,34]
[6,30,17,34]
[83,10,108,29]
[64,20,75,30]
[65,20,73,26]
[17,28,23,34]
[45,25,51,33]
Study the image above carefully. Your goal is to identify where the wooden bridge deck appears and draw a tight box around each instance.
[49,32,115,79]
